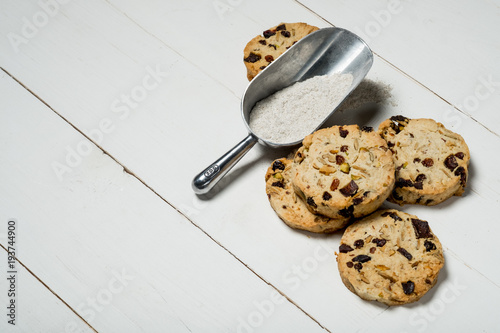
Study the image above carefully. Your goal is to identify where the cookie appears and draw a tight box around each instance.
[378,116,470,206]
[337,209,444,306]
[292,125,395,220]
[243,22,319,81]
[265,158,350,233]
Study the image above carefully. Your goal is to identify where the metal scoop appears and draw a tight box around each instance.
[192,27,373,194]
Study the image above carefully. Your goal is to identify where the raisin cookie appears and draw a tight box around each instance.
[292,125,395,220]
[266,158,350,233]
[337,209,444,306]
[378,116,470,206]
[243,22,319,81]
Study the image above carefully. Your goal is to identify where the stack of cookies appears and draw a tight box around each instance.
[264,115,470,305]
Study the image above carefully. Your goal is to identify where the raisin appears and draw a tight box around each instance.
[272,160,285,171]
[340,145,349,152]
[392,190,403,201]
[409,133,414,138]
[444,154,458,171]
[454,166,467,186]
[258,40,267,45]
[339,205,354,218]
[276,24,286,31]
[282,205,287,209]
[354,263,363,271]
[339,244,354,253]
[265,55,274,62]
[263,29,276,38]
[424,240,437,252]
[397,247,413,260]
[244,53,261,63]
[352,255,371,263]
[425,279,432,284]
[281,30,291,38]
[346,262,354,268]
[361,126,373,132]
[354,239,364,249]
[330,178,340,191]
[323,191,332,201]
[372,238,387,247]
[455,152,465,160]
[402,281,415,295]
[414,181,423,190]
[268,44,277,50]
[370,247,376,254]
[412,219,433,238]
[395,178,413,188]
[387,141,395,148]
[340,180,358,197]
[413,158,421,163]
[353,197,364,205]
[271,181,285,188]
[363,191,370,197]
[259,66,266,70]
[335,155,345,165]
[416,174,427,182]
[422,158,434,167]
[307,197,317,208]
[339,127,349,138]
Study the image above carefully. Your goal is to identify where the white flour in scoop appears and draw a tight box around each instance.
[249,73,354,144]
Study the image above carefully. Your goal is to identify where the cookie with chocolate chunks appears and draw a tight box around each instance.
[337,209,444,306]
[243,22,319,81]
[292,125,395,220]
[265,158,350,233]
[378,116,470,206]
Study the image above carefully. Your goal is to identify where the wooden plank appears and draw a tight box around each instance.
[0,71,327,332]
[297,0,500,135]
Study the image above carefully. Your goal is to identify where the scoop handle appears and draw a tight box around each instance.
[192,134,258,194]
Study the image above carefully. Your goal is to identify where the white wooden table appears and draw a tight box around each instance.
[1,1,500,332]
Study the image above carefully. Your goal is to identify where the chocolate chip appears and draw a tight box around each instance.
[402,281,415,295]
[339,127,349,138]
[413,158,421,163]
[258,40,267,45]
[381,212,402,221]
[416,174,427,182]
[276,24,286,31]
[372,238,387,247]
[339,205,354,218]
[425,279,431,284]
[395,178,413,188]
[330,178,340,191]
[444,154,458,171]
[265,55,274,62]
[271,181,285,188]
[281,30,291,38]
[454,166,467,186]
[363,191,370,197]
[354,239,364,249]
[346,262,354,268]
[361,126,373,132]
[352,255,371,263]
[268,44,277,50]
[455,152,465,160]
[323,191,332,201]
[422,158,434,167]
[397,247,413,260]
[390,115,409,123]
[387,141,395,148]
[259,66,266,70]
[244,52,261,63]
[353,197,364,205]
[335,155,345,165]
[339,244,354,253]
[340,145,349,152]
[282,205,287,209]
[272,160,285,171]
[414,181,424,190]
[392,190,403,201]
[354,263,363,271]
[263,29,276,38]
[412,219,433,239]
[307,197,317,208]
[340,180,358,197]
[424,240,437,252]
